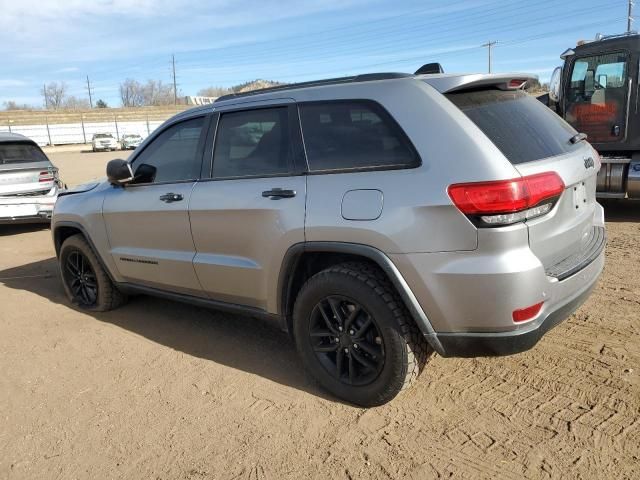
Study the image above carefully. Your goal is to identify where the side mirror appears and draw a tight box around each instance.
[133,163,157,184]
[549,66,562,103]
[106,159,133,185]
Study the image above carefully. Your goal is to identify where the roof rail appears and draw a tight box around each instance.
[214,72,412,102]
[596,31,639,42]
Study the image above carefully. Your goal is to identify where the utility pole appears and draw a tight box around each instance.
[628,0,635,32]
[482,40,498,73]
[42,83,48,110]
[172,54,177,105]
[86,75,93,108]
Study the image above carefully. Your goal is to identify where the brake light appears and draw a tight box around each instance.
[448,172,564,226]
[508,79,527,89]
[39,170,55,183]
[513,302,544,322]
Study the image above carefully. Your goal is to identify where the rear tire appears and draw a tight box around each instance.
[59,234,126,312]
[293,262,430,406]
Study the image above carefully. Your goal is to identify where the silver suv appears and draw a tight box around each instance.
[52,72,605,406]
[1,133,63,223]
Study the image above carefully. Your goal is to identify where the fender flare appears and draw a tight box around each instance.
[277,241,444,354]
[52,220,118,284]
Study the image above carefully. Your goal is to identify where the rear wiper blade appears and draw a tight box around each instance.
[569,132,588,144]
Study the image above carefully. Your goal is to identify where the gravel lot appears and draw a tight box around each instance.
[1,150,638,479]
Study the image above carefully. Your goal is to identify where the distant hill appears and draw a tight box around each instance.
[198,79,284,98]
[233,79,285,93]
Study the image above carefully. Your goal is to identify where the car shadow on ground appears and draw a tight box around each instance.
[600,199,640,222]
[0,224,49,236]
[0,257,336,403]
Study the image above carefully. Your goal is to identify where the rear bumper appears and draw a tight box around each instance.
[427,242,604,357]
[0,192,58,224]
[390,201,606,358]
[432,269,599,357]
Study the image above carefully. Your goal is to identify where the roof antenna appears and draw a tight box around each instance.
[415,63,444,75]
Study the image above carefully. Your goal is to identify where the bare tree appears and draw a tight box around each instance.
[142,80,174,106]
[119,78,144,107]
[63,96,90,110]
[42,82,67,109]
[3,100,31,111]
[119,79,175,106]
[197,86,232,97]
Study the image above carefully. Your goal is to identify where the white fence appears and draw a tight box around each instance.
[0,119,167,146]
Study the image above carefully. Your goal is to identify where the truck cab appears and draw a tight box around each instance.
[549,32,640,199]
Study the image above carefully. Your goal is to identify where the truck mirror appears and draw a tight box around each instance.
[597,74,607,88]
[549,67,562,103]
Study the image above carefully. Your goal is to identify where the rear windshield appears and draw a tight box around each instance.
[0,142,49,165]
[446,89,579,164]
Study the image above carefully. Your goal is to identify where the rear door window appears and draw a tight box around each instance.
[299,100,420,172]
[446,89,579,164]
[212,107,293,179]
[0,142,49,165]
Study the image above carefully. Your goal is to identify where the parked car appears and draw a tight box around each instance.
[120,134,143,150]
[0,133,64,224]
[52,70,605,406]
[91,133,118,152]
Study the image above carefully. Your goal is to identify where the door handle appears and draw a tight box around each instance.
[262,188,296,199]
[159,193,184,203]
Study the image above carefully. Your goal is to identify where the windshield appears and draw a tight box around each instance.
[0,142,49,165]
[95,134,113,139]
[447,89,579,164]
[565,52,628,143]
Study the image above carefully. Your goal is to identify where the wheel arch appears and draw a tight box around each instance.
[53,221,117,284]
[277,242,444,353]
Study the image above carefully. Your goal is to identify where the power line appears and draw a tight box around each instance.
[235,15,626,84]
[62,0,615,88]
[175,0,606,72]
[176,0,566,67]
[82,0,579,79]
[30,1,628,101]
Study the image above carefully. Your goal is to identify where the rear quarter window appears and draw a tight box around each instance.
[299,100,420,172]
[0,142,49,165]
[446,89,580,164]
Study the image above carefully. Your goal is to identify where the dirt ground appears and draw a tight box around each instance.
[0,151,638,479]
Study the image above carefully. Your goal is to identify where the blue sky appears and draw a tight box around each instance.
[0,0,633,108]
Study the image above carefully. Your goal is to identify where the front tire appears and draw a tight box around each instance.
[59,234,126,312]
[293,262,430,406]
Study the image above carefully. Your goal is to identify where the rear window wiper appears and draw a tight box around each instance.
[569,132,588,144]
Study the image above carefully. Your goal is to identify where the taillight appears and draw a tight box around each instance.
[39,170,55,183]
[448,172,564,227]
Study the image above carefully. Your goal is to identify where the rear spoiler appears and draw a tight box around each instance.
[421,73,538,94]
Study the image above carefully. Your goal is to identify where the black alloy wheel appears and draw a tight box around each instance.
[63,250,98,307]
[309,295,385,386]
